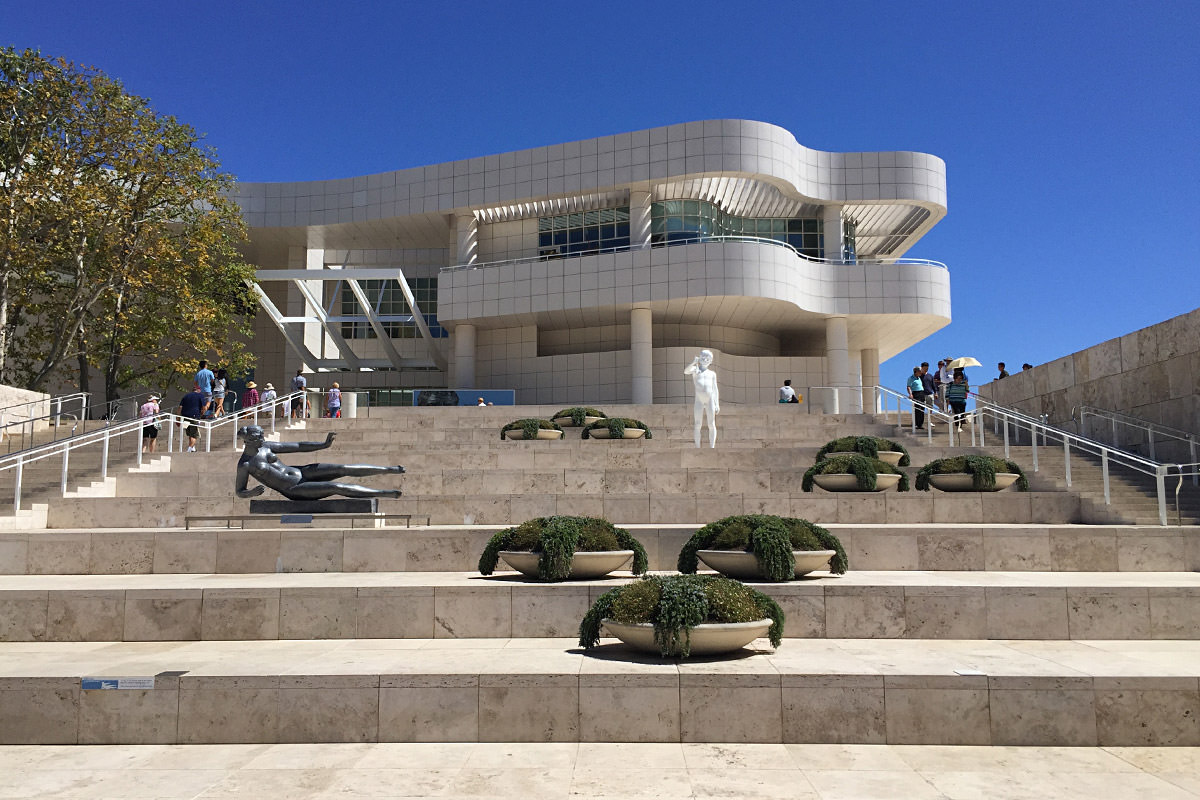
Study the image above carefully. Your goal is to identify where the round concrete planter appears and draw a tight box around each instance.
[601,618,773,656]
[812,473,901,492]
[498,550,634,579]
[826,450,904,466]
[927,472,1021,492]
[697,549,837,579]
[552,415,604,427]
[585,428,646,439]
[503,428,564,440]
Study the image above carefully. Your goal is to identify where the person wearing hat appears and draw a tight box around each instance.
[243,381,260,409]
[139,393,161,454]
[261,383,277,415]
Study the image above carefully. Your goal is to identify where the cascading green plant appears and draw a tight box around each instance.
[499,418,563,440]
[815,435,910,466]
[581,417,653,439]
[676,514,848,578]
[478,515,649,581]
[552,407,607,426]
[914,455,1029,491]
[578,574,785,657]
[801,454,910,492]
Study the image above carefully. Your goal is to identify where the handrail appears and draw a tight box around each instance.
[1073,405,1198,476]
[0,404,86,453]
[0,391,306,511]
[0,391,89,420]
[440,235,948,274]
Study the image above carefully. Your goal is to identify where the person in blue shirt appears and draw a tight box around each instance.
[194,360,216,414]
[176,386,206,452]
[907,366,930,430]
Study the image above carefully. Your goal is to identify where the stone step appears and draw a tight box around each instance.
[41,489,1083,528]
[3,570,1200,643]
[2,524,1191,576]
[2,637,1199,745]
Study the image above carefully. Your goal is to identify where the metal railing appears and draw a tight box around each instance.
[0,391,89,422]
[0,408,83,453]
[0,391,305,512]
[1073,406,1198,478]
[441,235,948,274]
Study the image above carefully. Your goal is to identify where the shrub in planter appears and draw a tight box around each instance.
[579,574,785,657]
[815,435,910,466]
[801,454,910,492]
[499,418,563,440]
[677,514,848,579]
[552,407,607,426]
[581,417,653,439]
[915,455,1030,491]
[478,515,649,581]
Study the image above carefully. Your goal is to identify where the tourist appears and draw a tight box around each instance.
[290,370,307,418]
[477,397,486,407]
[934,360,951,410]
[1022,363,1033,371]
[907,366,929,430]
[139,394,160,454]
[194,360,215,415]
[242,381,260,408]
[920,362,936,426]
[212,368,228,416]
[946,371,970,432]
[176,385,205,452]
[326,382,342,418]
[778,379,799,404]
[997,362,1009,379]
[261,382,277,414]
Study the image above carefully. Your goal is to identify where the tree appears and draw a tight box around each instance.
[0,47,256,399]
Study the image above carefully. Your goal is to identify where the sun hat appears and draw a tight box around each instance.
[246,381,257,388]
[264,383,274,389]
[148,394,160,402]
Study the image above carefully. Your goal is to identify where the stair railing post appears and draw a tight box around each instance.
[1063,436,1072,488]
[1002,415,1011,459]
[205,420,212,453]
[60,446,70,496]
[1032,423,1039,473]
[137,426,143,467]
[1148,426,1156,461]
[14,458,23,511]
[1101,448,1110,505]
[1190,437,1197,486]
[101,428,109,480]
[1156,465,1168,526]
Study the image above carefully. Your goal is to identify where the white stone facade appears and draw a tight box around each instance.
[235,119,951,405]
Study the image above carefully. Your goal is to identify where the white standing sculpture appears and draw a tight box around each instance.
[684,349,719,448]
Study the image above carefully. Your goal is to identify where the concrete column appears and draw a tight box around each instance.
[629,190,653,249]
[822,205,845,261]
[303,247,327,365]
[630,307,653,404]
[454,214,478,265]
[861,347,880,413]
[453,323,476,389]
[825,315,849,413]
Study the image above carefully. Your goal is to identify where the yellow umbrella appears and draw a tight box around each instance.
[948,357,982,369]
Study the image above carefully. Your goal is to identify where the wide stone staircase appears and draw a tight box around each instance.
[1,404,1199,758]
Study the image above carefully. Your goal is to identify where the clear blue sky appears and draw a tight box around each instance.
[8,0,1199,394]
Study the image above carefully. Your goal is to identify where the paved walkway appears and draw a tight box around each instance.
[2,742,1199,798]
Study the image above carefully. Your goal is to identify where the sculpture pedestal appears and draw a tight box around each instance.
[249,499,378,515]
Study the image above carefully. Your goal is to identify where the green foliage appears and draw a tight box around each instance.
[499,418,563,440]
[552,407,607,426]
[914,455,1030,491]
[578,574,785,657]
[801,454,910,492]
[0,47,256,394]
[677,514,848,577]
[581,417,653,439]
[477,516,648,580]
[816,435,910,466]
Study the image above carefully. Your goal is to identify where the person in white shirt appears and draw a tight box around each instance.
[778,380,798,404]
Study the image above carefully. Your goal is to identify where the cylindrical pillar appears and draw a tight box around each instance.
[822,205,845,261]
[825,315,849,414]
[629,190,652,249]
[630,307,653,404]
[861,347,880,414]
[454,214,478,266]
[454,323,476,389]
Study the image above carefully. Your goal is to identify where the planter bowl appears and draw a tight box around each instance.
[601,619,774,656]
[552,415,604,427]
[927,472,1021,492]
[697,549,836,579]
[498,550,634,579]
[812,473,901,492]
[826,450,904,466]
[503,428,564,440]
[586,428,646,439]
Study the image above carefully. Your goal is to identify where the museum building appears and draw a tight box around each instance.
[234,119,950,407]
